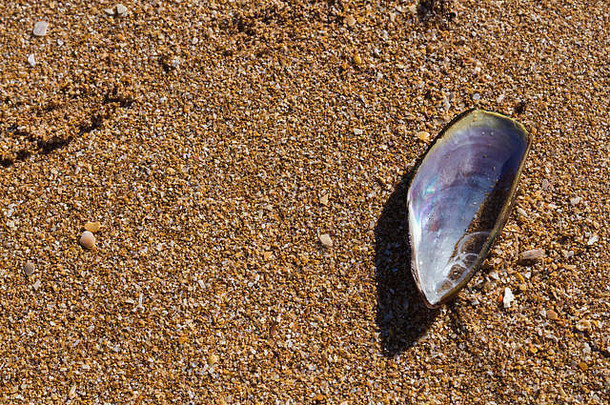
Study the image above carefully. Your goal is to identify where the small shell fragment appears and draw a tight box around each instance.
[520,249,545,263]
[115,4,128,16]
[80,231,96,249]
[503,287,515,309]
[24,261,35,276]
[319,233,333,247]
[33,21,48,37]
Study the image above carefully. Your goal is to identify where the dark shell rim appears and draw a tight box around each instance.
[407,108,532,308]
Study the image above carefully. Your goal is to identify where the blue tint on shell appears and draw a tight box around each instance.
[408,110,530,307]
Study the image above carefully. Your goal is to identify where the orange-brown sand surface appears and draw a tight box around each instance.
[1,1,608,403]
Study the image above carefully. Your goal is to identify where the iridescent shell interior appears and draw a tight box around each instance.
[407,109,530,308]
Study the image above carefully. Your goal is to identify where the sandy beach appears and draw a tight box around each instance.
[1,0,608,403]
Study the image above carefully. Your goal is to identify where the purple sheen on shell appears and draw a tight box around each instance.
[407,109,530,308]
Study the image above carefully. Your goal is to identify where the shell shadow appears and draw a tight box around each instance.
[374,169,439,357]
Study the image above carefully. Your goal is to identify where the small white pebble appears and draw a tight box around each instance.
[33,21,48,37]
[472,93,481,101]
[319,233,333,247]
[80,231,96,249]
[503,287,515,309]
[587,234,598,246]
[570,196,582,205]
[27,54,36,67]
[442,95,451,112]
[116,4,128,16]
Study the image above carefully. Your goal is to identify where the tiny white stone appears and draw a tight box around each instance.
[587,234,599,246]
[442,95,451,112]
[319,233,333,247]
[503,287,515,309]
[116,4,127,16]
[27,54,36,67]
[33,21,48,37]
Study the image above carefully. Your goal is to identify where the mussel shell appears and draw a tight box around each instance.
[407,109,530,308]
